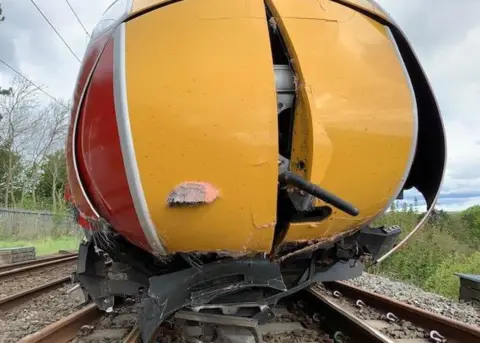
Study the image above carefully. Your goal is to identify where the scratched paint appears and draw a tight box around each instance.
[167,182,219,207]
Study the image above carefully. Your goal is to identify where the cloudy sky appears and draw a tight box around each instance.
[0,0,478,212]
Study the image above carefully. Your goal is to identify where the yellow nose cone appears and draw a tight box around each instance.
[120,0,416,255]
[124,0,279,253]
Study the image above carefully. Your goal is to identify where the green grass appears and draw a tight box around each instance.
[0,235,81,256]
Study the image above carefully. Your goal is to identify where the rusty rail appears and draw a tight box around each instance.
[0,252,78,272]
[324,280,480,343]
[0,255,77,280]
[301,288,394,342]
[123,325,140,343]
[17,304,103,343]
[12,276,479,343]
[0,276,72,311]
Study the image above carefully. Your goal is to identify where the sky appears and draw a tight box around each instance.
[0,0,478,213]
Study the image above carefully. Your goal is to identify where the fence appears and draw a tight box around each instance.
[0,207,81,239]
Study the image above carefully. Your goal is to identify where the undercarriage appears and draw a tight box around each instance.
[72,224,400,342]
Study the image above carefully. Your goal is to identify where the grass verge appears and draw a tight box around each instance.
[0,235,81,256]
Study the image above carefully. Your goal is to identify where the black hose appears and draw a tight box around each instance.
[278,171,359,217]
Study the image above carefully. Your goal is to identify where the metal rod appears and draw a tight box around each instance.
[278,171,359,216]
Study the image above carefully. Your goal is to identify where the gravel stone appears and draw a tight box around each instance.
[380,320,427,340]
[345,273,480,327]
[0,284,84,342]
[0,261,76,299]
[314,283,429,340]
[263,330,335,343]
[72,298,141,343]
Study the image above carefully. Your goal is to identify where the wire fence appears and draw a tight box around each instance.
[0,207,81,239]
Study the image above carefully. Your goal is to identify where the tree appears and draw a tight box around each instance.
[36,149,67,211]
[21,100,69,207]
[460,205,480,244]
[0,76,41,207]
[0,88,12,96]
[0,3,11,120]
[0,139,23,206]
[0,3,5,22]
[0,76,69,208]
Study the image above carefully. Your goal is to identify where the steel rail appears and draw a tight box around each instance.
[324,280,480,343]
[0,252,78,272]
[0,255,77,280]
[0,276,72,311]
[17,303,103,343]
[303,287,395,343]
[14,278,478,343]
[123,325,140,343]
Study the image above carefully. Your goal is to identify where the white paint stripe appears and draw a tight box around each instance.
[113,23,168,256]
[71,46,106,219]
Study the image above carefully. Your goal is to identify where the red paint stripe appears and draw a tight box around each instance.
[66,33,152,252]
[65,34,112,221]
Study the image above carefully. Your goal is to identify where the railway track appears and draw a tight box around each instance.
[0,253,78,279]
[0,251,77,272]
[0,252,78,310]
[10,279,480,343]
[322,281,480,343]
[16,304,103,343]
[0,276,72,312]
[0,253,82,343]
[17,296,337,343]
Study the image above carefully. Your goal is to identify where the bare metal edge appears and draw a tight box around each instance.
[126,0,134,13]
[376,28,445,264]
[383,27,418,213]
[376,193,440,263]
[113,24,168,256]
[362,25,418,227]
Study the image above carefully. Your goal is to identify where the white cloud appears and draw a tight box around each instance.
[0,0,111,99]
[377,0,480,212]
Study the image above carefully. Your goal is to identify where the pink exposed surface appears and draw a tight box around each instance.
[167,182,219,206]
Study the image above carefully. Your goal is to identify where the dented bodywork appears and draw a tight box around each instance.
[66,0,445,258]
[67,1,445,341]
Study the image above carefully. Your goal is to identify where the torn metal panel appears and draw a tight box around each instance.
[75,231,381,343]
[276,227,359,263]
[139,258,287,342]
[75,239,149,311]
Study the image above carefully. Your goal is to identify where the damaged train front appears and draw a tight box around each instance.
[63,1,446,342]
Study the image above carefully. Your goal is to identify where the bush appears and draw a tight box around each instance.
[371,203,480,299]
[424,252,480,299]
[459,205,480,246]
[372,227,462,285]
